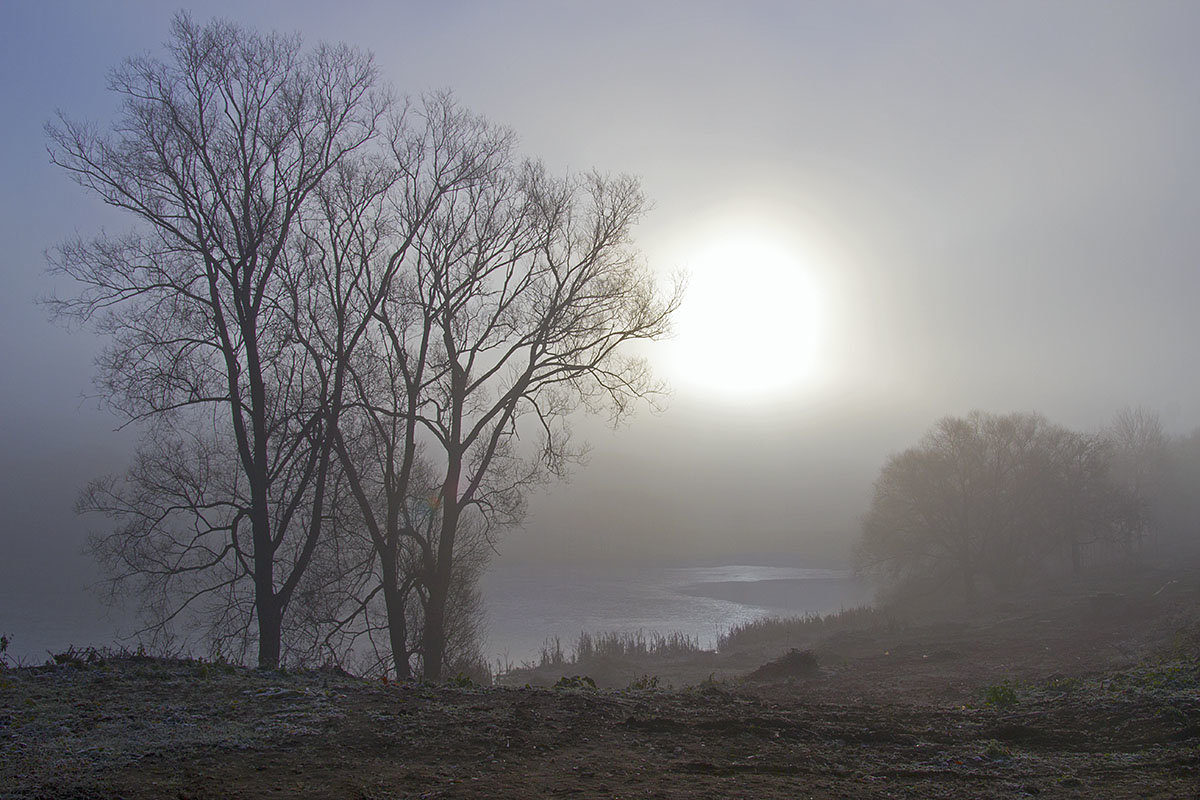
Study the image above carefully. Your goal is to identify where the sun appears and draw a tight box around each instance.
[659,229,826,403]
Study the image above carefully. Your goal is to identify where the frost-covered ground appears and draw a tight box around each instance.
[3,566,1199,799]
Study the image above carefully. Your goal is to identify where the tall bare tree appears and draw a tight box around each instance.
[47,15,384,667]
[328,98,681,679]
[285,95,512,676]
[414,163,679,678]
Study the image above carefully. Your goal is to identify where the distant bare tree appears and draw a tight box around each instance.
[47,14,384,668]
[1153,429,1200,557]
[857,411,1140,602]
[1106,406,1168,548]
[1038,425,1143,577]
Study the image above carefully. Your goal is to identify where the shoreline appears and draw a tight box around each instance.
[675,576,871,612]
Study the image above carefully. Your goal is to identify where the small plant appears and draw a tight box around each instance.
[447,671,475,688]
[983,680,1019,708]
[50,646,102,667]
[575,630,701,661]
[553,675,597,690]
[446,655,493,687]
[981,740,1013,760]
[685,672,729,692]
[1046,674,1080,694]
[0,633,10,669]
[627,674,662,690]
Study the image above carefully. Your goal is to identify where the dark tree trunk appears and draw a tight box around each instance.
[422,519,460,680]
[256,594,282,669]
[422,573,450,680]
[380,553,411,680]
[423,451,463,681]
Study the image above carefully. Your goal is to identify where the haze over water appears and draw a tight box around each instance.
[482,561,870,666]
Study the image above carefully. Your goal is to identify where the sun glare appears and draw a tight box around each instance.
[661,229,826,403]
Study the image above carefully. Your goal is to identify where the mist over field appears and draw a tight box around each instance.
[2,0,1199,672]
[5,5,1200,797]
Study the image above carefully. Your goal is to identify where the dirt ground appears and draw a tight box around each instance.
[4,566,1199,799]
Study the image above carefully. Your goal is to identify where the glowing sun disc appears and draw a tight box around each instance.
[663,232,824,402]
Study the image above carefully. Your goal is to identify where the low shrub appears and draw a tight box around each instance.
[446,671,476,688]
[984,680,1019,707]
[745,648,820,681]
[717,606,887,653]
[627,674,663,690]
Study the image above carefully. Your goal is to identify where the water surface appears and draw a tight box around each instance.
[481,562,870,666]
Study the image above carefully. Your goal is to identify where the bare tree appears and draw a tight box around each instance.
[47,15,384,667]
[49,18,676,674]
[328,97,681,679]
[857,411,1139,602]
[1153,428,1200,557]
[1108,407,1169,487]
[1106,406,1168,549]
[412,163,678,679]
[281,96,513,678]
[1038,426,1143,577]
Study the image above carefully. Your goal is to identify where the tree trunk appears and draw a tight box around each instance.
[423,455,463,680]
[421,512,460,680]
[249,478,282,667]
[422,571,450,680]
[251,481,281,668]
[380,553,411,680]
[256,594,282,669]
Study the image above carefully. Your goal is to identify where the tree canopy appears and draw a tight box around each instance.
[49,15,678,674]
[856,411,1143,604]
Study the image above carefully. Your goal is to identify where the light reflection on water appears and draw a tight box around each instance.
[480,562,871,666]
[1,564,872,668]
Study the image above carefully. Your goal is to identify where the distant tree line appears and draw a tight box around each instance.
[856,407,1195,604]
[47,15,678,676]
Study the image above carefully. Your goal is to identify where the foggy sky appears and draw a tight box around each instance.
[3,0,1199,619]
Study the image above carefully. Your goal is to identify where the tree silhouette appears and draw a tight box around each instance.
[857,411,1141,602]
[48,14,384,668]
[49,19,678,675]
